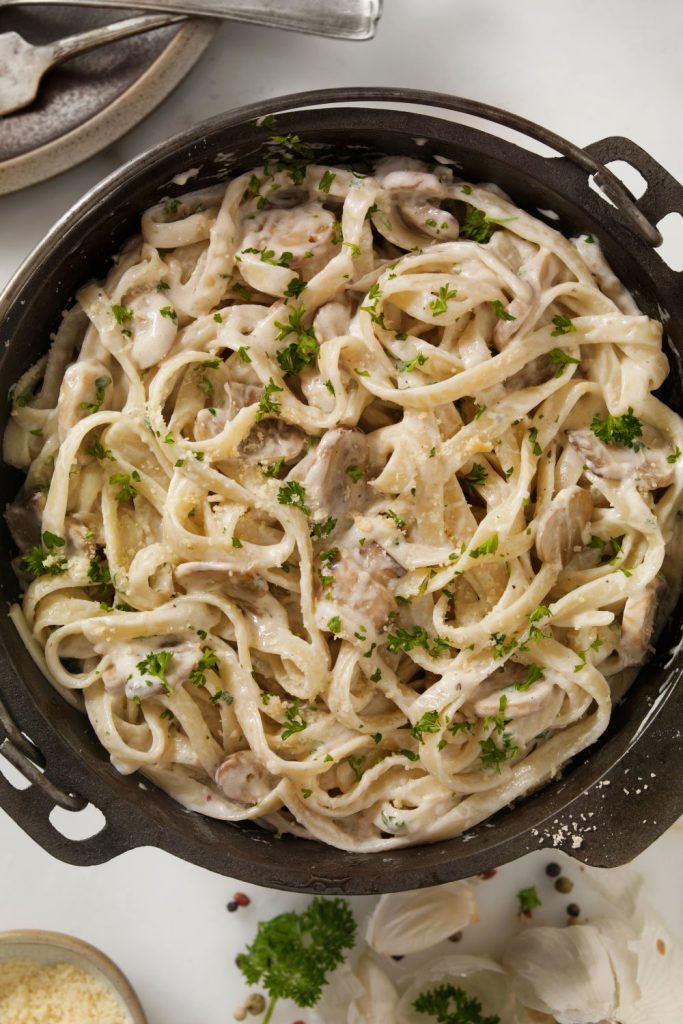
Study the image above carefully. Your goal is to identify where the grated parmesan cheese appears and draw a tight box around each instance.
[0,958,132,1024]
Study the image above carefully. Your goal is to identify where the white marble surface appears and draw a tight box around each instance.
[0,1,682,1021]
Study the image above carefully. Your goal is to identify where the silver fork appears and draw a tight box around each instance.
[0,14,186,117]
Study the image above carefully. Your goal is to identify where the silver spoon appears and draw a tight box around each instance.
[0,14,186,117]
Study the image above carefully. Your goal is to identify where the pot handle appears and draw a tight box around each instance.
[0,690,136,865]
[584,136,683,223]
[256,87,667,247]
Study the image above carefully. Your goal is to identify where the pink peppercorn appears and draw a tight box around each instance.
[233,891,251,907]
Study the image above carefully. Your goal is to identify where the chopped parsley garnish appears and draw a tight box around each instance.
[590,406,643,450]
[400,749,420,762]
[282,699,307,740]
[469,534,499,559]
[111,304,133,325]
[236,346,252,364]
[210,690,233,705]
[263,458,286,478]
[284,278,307,299]
[213,312,223,323]
[21,531,67,578]
[348,755,365,781]
[410,710,440,743]
[379,509,406,532]
[491,299,516,321]
[462,464,488,490]
[136,650,174,693]
[397,352,428,372]
[550,347,581,376]
[491,633,517,659]
[517,885,542,914]
[550,314,576,336]
[327,616,342,635]
[449,720,474,736]
[428,285,458,316]
[109,471,140,502]
[318,170,336,193]
[79,375,111,414]
[159,306,178,321]
[345,464,363,482]
[529,605,551,623]
[190,647,219,687]
[87,554,111,586]
[277,481,310,515]
[414,983,500,1024]
[256,378,283,421]
[386,626,429,653]
[370,668,382,683]
[529,426,542,456]
[85,436,115,461]
[319,548,340,565]
[242,246,293,268]
[459,207,511,244]
[310,516,337,539]
[274,305,319,374]
[516,664,544,691]
[236,897,356,1022]
[479,732,518,772]
[667,446,682,464]
[163,198,180,215]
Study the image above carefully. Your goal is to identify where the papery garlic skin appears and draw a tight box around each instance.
[365,882,478,956]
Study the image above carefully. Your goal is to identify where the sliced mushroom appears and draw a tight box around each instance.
[238,420,307,463]
[239,203,337,273]
[57,359,111,441]
[620,580,663,667]
[535,486,594,566]
[5,488,45,552]
[567,428,675,490]
[472,664,557,719]
[99,639,200,700]
[505,353,555,391]
[374,157,446,195]
[399,196,459,241]
[215,750,279,805]
[298,427,369,524]
[329,541,405,631]
[64,517,98,560]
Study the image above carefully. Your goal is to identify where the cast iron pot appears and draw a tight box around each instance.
[0,89,681,894]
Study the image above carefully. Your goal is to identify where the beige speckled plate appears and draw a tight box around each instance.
[0,6,217,195]
[0,929,148,1022]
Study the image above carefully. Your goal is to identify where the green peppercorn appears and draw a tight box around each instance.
[555,876,574,894]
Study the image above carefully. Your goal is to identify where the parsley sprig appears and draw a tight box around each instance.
[21,531,67,578]
[414,983,500,1024]
[237,897,356,1024]
[590,406,643,450]
[429,285,458,316]
[136,650,174,693]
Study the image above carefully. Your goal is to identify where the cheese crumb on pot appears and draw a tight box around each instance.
[0,958,132,1024]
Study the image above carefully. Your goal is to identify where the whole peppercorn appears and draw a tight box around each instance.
[233,891,251,907]
[448,931,463,943]
[245,994,266,1015]
[227,901,239,913]
[480,868,497,880]
[555,876,574,894]
[567,902,581,918]
[545,862,561,878]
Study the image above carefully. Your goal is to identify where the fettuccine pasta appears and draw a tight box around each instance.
[4,146,682,851]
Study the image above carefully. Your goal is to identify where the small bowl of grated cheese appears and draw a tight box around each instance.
[0,930,147,1024]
